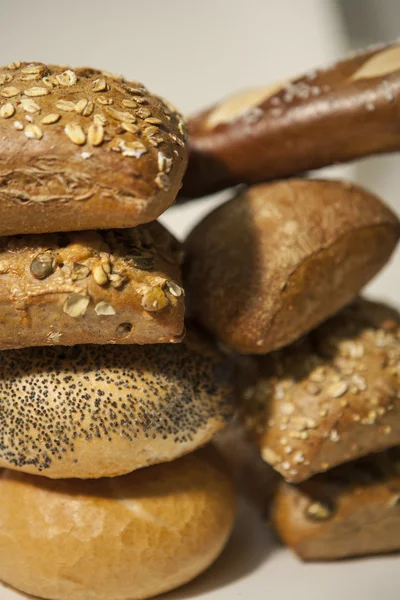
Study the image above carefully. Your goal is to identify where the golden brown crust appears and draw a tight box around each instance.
[0,329,234,478]
[0,448,236,600]
[239,299,400,482]
[182,42,400,197]
[0,62,187,234]
[184,179,400,354]
[0,221,184,348]
[272,447,400,560]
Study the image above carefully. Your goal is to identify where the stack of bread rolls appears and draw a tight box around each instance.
[182,41,400,560]
[0,62,236,600]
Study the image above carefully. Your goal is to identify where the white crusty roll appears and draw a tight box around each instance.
[0,329,234,478]
[0,448,236,600]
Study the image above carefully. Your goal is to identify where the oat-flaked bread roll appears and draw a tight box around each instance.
[238,299,400,483]
[182,42,400,198]
[0,329,234,478]
[184,179,400,354]
[0,222,184,349]
[0,447,236,600]
[272,447,400,560]
[0,61,187,235]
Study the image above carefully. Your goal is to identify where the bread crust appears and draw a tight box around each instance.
[0,447,236,600]
[184,179,400,354]
[0,222,184,348]
[238,299,400,482]
[182,42,400,197]
[0,329,234,478]
[0,62,187,234]
[272,447,400,560]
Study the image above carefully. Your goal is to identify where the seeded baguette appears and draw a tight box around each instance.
[272,447,400,560]
[182,41,400,198]
[0,221,185,349]
[184,179,400,354]
[238,299,400,483]
[0,448,236,600]
[0,61,187,235]
[0,328,234,478]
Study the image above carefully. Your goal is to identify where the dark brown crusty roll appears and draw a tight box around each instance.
[182,41,400,198]
[0,448,236,600]
[0,221,185,349]
[238,299,400,483]
[0,61,187,235]
[184,179,400,354]
[272,447,400,561]
[0,328,234,478]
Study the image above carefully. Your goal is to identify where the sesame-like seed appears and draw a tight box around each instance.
[65,123,86,145]
[24,87,49,97]
[157,151,173,173]
[0,103,15,118]
[88,123,104,146]
[13,120,23,130]
[155,172,170,190]
[56,70,77,87]
[326,381,348,398]
[21,98,41,113]
[293,450,305,464]
[1,86,20,98]
[164,280,183,297]
[92,78,108,92]
[329,429,340,443]
[305,501,333,521]
[41,113,61,125]
[24,124,43,140]
[92,264,108,286]
[56,100,76,112]
[95,301,116,316]
[81,151,92,160]
[63,294,90,318]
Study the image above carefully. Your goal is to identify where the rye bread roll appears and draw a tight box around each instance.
[0,61,187,235]
[0,328,234,478]
[0,447,236,600]
[184,179,400,354]
[238,299,400,483]
[0,221,184,349]
[272,447,400,561]
[182,41,400,198]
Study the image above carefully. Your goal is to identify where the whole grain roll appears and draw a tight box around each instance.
[184,179,400,354]
[238,299,400,482]
[272,447,400,560]
[0,222,184,349]
[0,61,187,235]
[0,329,234,478]
[0,447,236,600]
[182,41,400,198]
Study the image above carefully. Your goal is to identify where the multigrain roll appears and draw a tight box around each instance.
[0,222,184,349]
[0,329,234,478]
[272,447,400,561]
[182,41,400,198]
[0,61,187,235]
[0,447,236,600]
[184,179,400,354]
[238,299,400,483]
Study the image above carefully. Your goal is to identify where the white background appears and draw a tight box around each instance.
[0,1,399,599]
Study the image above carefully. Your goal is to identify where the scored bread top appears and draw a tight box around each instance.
[0,61,188,235]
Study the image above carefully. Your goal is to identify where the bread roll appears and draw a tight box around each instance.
[238,299,400,482]
[0,61,187,235]
[0,222,184,349]
[272,447,400,560]
[0,447,236,600]
[182,41,400,197]
[0,329,234,478]
[184,179,399,354]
